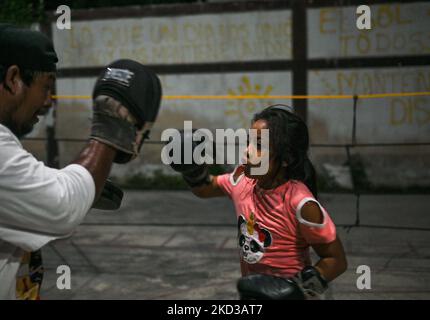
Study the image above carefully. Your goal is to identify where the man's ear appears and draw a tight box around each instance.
[4,65,24,95]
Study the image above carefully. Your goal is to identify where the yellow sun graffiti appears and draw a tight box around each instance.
[225,76,274,127]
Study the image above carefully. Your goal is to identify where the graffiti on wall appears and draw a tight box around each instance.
[308,67,430,143]
[308,3,430,58]
[53,11,292,67]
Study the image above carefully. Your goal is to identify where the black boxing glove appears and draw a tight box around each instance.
[237,274,305,300]
[237,266,328,300]
[167,129,212,188]
[91,59,162,163]
[92,180,124,211]
[291,266,328,299]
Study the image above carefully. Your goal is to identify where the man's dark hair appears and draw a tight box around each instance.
[0,24,58,90]
[0,64,42,91]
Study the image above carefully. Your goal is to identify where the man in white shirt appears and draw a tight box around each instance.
[0,24,161,299]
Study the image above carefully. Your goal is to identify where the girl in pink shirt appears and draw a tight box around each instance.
[170,105,347,299]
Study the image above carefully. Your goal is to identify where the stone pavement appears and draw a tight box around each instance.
[40,191,430,299]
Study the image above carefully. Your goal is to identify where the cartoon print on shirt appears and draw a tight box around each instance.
[237,212,272,264]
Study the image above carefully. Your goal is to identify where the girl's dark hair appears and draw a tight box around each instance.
[253,105,318,198]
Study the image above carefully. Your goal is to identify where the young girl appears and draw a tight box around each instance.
[170,105,347,299]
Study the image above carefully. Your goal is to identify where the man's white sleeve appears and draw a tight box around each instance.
[0,127,96,250]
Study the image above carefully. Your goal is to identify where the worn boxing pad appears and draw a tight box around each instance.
[91,59,162,163]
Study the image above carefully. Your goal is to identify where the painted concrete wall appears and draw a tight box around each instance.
[30,3,430,187]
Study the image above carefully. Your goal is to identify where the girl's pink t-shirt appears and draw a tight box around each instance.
[216,166,337,278]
